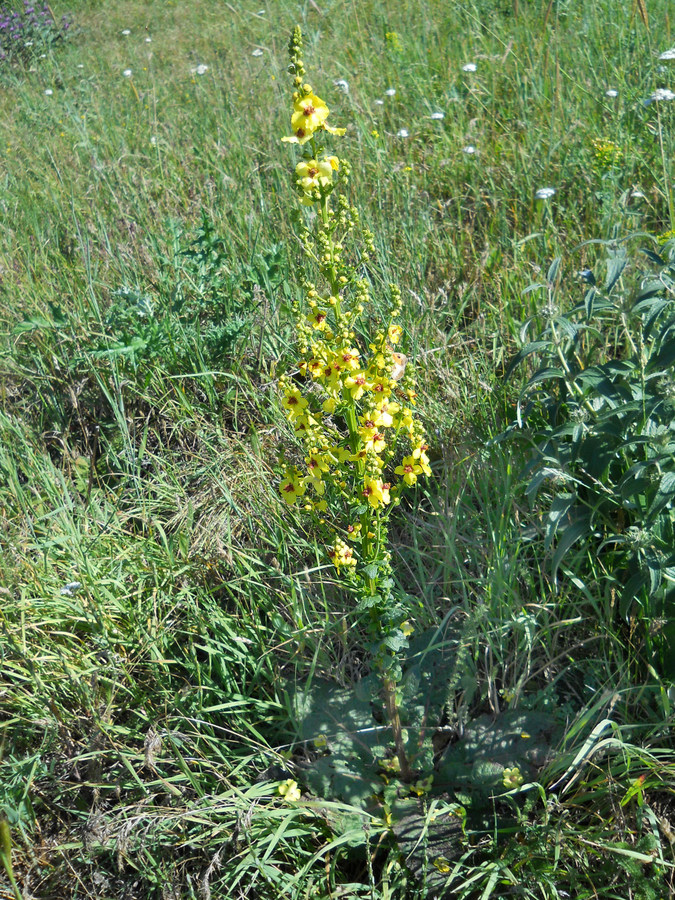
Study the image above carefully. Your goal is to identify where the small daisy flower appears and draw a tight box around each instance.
[430,110,444,120]
[535,187,556,200]
[631,189,646,199]
[659,48,675,60]
[192,63,209,75]
[333,78,349,93]
[44,88,53,96]
[77,63,84,68]
[145,37,152,43]
[385,87,396,96]
[396,128,409,138]
[374,99,384,105]
[462,144,476,154]
[251,48,263,57]
[121,29,131,35]
[605,89,618,98]
[462,62,477,72]
[122,68,133,77]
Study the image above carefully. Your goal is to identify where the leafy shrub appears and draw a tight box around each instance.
[507,236,675,676]
[94,213,283,376]
[0,1,71,66]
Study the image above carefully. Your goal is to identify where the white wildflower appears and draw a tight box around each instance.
[44,88,53,96]
[121,29,131,35]
[430,111,445,120]
[333,78,349,93]
[123,69,133,77]
[462,145,476,154]
[535,187,556,200]
[385,88,396,96]
[659,48,675,61]
[251,48,263,57]
[397,128,409,138]
[462,62,477,72]
[605,89,618,98]
[650,88,675,101]
[191,63,209,75]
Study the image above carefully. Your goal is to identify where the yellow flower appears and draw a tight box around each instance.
[319,363,342,391]
[323,123,346,136]
[337,347,361,372]
[388,323,403,345]
[363,478,390,509]
[282,91,330,144]
[344,371,371,400]
[372,399,399,428]
[412,445,432,476]
[306,451,329,494]
[322,394,338,413]
[296,157,333,190]
[280,470,307,505]
[345,522,362,541]
[410,774,433,796]
[395,455,423,486]
[359,414,380,446]
[502,767,524,790]
[401,620,415,638]
[278,778,302,802]
[306,308,329,330]
[306,450,329,475]
[396,407,415,432]
[370,375,391,398]
[282,387,308,420]
[304,357,325,378]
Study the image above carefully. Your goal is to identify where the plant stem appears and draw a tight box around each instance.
[383,677,412,781]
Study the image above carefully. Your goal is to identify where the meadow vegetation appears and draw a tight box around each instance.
[1,0,675,897]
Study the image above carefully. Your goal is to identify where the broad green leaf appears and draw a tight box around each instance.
[605,253,627,291]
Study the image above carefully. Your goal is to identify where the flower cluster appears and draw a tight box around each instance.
[278,27,431,582]
[281,29,345,147]
[591,137,623,174]
[0,1,70,65]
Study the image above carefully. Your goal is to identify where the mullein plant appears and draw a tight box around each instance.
[278,27,431,781]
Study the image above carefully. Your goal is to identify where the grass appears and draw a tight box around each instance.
[0,0,675,897]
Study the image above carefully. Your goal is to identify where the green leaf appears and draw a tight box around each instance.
[547,256,562,284]
[647,471,675,522]
[605,252,627,291]
[552,515,591,579]
[505,341,552,379]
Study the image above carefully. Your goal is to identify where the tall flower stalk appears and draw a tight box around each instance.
[278,27,431,780]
